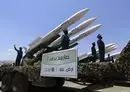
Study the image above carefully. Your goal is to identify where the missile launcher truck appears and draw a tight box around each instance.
[0,8,102,92]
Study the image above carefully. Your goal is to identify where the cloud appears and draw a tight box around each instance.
[7,49,16,56]
[8,49,14,52]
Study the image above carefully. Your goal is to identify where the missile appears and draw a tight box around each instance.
[35,23,101,57]
[105,45,117,54]
[27,8,89,55]
[69,43,78,49]
[54,24,102,49]
[110,52,120,57]
[86,44,116,55]
[49,17,96,47]
[35,42,79,60]
[87,45,117,56]
[107,51,120,59]
[29,36,41,47]
[78,43,116,61]
[69,17,97,36]
[105,43,115,49]
[79,47,117,62]
[27,35,60,55]
[78,53,88,61]
[102,51,121,62]
[70,24,102,45]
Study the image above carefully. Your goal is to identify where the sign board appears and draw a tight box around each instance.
[40,48,77,78]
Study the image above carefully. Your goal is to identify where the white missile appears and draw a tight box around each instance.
[105,45,117,53]
[69,43,78,49]
[88,45,117,56]
[105,43,116,49]
[78,53,88,61]
[107,51,120,59]
[27,8,89,54]
[103,51,121,62]
[49,17,96,47]
[86,44,116,55]
[29,36,41,47]
[69,17,97,36]
[70,24,102,45]
[111,51,120,56]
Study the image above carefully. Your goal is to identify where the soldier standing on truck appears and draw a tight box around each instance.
[106,54,114,63]
[97,34,105,62]
[14,45,23,66]
[61,29,70,50]
[91,42,97,62]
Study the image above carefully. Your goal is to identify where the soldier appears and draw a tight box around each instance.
[61,29,70,50]
[14,45,23,66]
[111,56,114,63]
[91,42,97,62]
[97,34,105,62]
[107,54,114,63]
[106,54,111,62]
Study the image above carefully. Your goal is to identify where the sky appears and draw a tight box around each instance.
[0,0,129,61]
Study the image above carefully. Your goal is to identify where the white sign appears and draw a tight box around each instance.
[40,48,77,78]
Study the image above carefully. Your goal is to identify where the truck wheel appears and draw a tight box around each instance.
[55,78,65,88]
[11,73,29,92]
[1,73,12,92]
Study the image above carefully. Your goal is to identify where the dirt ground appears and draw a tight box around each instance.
[0,81,130,92]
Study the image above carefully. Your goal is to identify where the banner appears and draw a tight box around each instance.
[40,48,77,78]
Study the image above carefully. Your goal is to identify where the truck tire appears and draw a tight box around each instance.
[1,73,12,92]
[55,78,65,88]
[11,72,29,92]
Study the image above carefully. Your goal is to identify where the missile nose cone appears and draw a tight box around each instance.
[95,24,102,30]
[80,8,89,13]
[90,17,97,21]
[77,8,89,16]
[83,17,97,23]
[91,24,102,30]
[86,17,97,24]
[78,17,97,27]
[96,24,102,28]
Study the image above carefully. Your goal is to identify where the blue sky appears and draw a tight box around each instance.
[0,0,129,60]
